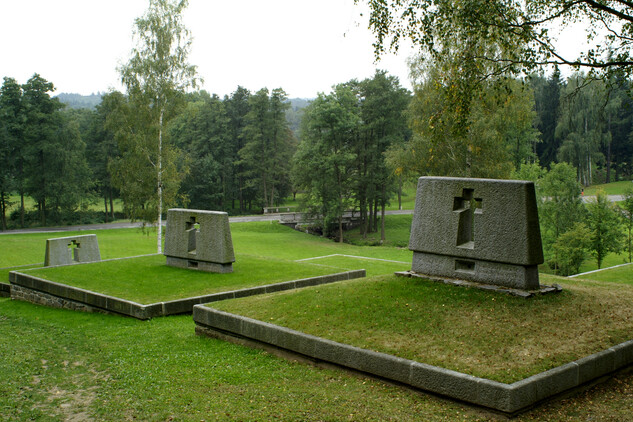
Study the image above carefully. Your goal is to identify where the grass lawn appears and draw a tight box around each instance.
[343,213,413,247]
[2,221,633,420]
[5,194,124,216]
[584,180,633,196]
[22,254,354,304]
[0,228,158,282]
[575,263,633,284]
[212,274,633,384]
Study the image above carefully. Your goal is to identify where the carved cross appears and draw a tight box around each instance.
[67,240,80,262]
[453,188,483,249]
[186,216,200,254]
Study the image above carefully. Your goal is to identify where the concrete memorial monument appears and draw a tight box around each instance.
[407,177,544,290]
[164,209,235,273]
[44,234,101,267]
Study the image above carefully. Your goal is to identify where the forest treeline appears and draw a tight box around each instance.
[2,68,633,271]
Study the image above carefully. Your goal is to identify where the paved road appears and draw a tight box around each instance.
[1,195,622,235]
[0,209,415,235]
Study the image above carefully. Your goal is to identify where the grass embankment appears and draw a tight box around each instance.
[1,222,633,420]
[576,263,633,284]
[24,254,349,304]
[344,213,413,247]
[211,274,633,384]
[584,180,633,196]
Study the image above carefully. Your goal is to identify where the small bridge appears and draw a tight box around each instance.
[278,210,364,231]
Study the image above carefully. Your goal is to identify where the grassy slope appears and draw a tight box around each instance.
[584,180,633,196]
[2,221,633,419]
[576,263,633,284]
[212,274,633,384]
[2,290,632,420]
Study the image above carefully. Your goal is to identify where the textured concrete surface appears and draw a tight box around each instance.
[44,234,101,266]
[164,209,235,272]
[409,177,544,290]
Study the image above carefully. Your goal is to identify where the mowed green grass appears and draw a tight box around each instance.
[4,194,124,216]
[344,213,413,247]
[211,274,633,384]
[2,222,633,420]
[23,254,348,304]
[584,180,633,196]
[575,263,633,285]
[3,222,413,301]
[0,228,158,268]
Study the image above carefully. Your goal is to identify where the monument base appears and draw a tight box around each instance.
[166,256,233,273]
[412,252,540,290]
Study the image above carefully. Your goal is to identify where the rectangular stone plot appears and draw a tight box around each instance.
[44,235,101,267]
[164,209,235,273]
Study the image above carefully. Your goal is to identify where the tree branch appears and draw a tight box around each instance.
[581,0,633,23]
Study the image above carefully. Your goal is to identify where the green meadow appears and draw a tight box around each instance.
[1,220,633,420]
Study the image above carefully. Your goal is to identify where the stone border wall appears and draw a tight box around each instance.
[0,282,11,297]
[193,305,633,414]
[9,269,366,320]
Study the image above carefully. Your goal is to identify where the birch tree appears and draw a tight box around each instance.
[117,0,198,253]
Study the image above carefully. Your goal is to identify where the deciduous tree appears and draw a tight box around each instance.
[585,190,624,268]
[621,186,633,262]
[117,0,199,253]
[361,0,633,78]
[0,77,23,229]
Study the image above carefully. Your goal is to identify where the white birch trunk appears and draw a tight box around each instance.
[157,108,164,254]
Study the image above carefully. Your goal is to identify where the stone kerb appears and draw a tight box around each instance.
[44,234,101,267]
[164,209,235,273]
[9,268,365,320]
[409,177,544,290]
[193,305,633,414]
[0,282,10,297]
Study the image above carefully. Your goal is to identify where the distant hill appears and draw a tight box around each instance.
[56,93,103,109]
[288,98,312,111]
[286,98,312,137]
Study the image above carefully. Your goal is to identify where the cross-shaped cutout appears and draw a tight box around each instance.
[186,216,200,255]
[453,188,483,249]
[67,240,80,262]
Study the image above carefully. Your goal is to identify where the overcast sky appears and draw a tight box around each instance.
[0,0,418,98]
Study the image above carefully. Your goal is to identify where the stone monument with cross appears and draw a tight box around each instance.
[164,209,235,273]
[407,176,544,290]
[44,234,101,267]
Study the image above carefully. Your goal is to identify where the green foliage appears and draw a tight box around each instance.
[294,71,410,242]
[293,84,361,241]
[550,222,591,276]
[115,0,199,253]
[530,69,562,168]
[239,88,295,208]
[555,75,609,187]
[585,190,624,269]
[362,0,633,79]
[621,187,633,262]
[170,91,230,210]
[539,162,585,250]
[0,74,93,228]
[512,161,546,185]
[391,62,538,178]
[0,77,23,230]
